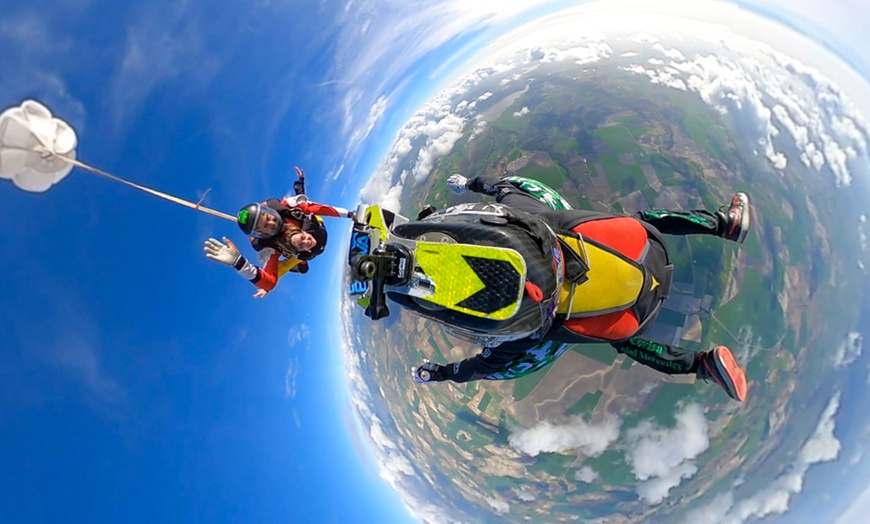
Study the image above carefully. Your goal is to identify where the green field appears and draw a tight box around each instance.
[599,153,647,194]
[369,59,866,522]
[595,125,646,155]
[513,365,553,401]
[570,344,618,366]
[567,391,604,415]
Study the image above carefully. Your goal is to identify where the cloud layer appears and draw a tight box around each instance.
[359,9,870,214]
[685,393,842,523]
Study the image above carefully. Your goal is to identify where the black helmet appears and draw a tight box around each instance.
[237,203,283,239]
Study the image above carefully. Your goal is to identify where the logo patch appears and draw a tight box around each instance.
[349,280,369,295]
[350,231,371,254]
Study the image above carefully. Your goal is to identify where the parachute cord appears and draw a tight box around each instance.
[53,152,237,222]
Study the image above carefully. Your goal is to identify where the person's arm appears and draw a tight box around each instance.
[465,175,507,196]
[413,340,532,384]
[441,352,516,382]
[293,166,305,196]
[294,200,355,219]
[204,237,280,291]
[252,256,305,299]
[249,249,282,291]
[446,173,505,196]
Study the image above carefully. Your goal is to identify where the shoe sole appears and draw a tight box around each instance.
[712,346,748,402]
[730,193,750,244]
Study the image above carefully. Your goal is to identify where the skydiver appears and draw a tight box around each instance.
[411,174,750,402]
[203,166,355,297]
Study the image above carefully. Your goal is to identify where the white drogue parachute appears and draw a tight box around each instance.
[0,100,77,192]
[0,99,236,221]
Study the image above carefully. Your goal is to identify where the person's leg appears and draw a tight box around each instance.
[612,336,748,401]
[635,208,720,236]
[611,336,695,374]
[636,193,750,243]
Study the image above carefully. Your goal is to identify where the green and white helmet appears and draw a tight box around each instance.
[505,176,573,211]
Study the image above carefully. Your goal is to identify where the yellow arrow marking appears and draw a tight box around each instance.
[414,242,526,320]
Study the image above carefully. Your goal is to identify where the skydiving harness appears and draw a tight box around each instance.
[259,203,327,260]
[550,215,674,342]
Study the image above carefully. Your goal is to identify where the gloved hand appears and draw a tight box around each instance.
[293,166,305,195]
[204,237,243,268]
[411,359,447,384]
[447,173,469,194]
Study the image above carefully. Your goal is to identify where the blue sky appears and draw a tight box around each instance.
[2,0,870,523]
[0,0,421,522]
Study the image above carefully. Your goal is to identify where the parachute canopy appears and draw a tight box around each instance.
[0,100,77,192]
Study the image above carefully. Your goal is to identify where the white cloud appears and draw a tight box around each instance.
[287,324,311,347]
[361,5,870,219]
[652,42,686,61]
[339,295,455,523]
[529,40,612,65]
[574,466,599,483]
[468,119,488,141]
[513,487,536,502]
[379,450,417,484]
[688,392,842,523]
[683,491,735,523]
[328,0,559,164]
[798,395,842,464]
[509,415,620,457]
[284,323,311,398]
[340,3,870,521]
[347,96,389,159]
[625,403,710,504]
[486,497,510,514]
[411,113,466,183]
[360,75,481,211]
[513,106,530,116]
[832,332,863,369]
[611,13,870,187]
[837,479,870,524]
[358,36,614,211]
[284,359,298,399]
[859,214,868,252]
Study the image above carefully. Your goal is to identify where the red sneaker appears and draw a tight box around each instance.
[698,345,748,402]
[720,193,751,244]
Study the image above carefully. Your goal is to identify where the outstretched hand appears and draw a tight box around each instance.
[204,236,242,267]
[252,289,269,299]
[447,173,468,194]
[411,359,447,383]
[294,166,304,179]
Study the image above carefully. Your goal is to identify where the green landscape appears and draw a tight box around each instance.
[349,58,865,522]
